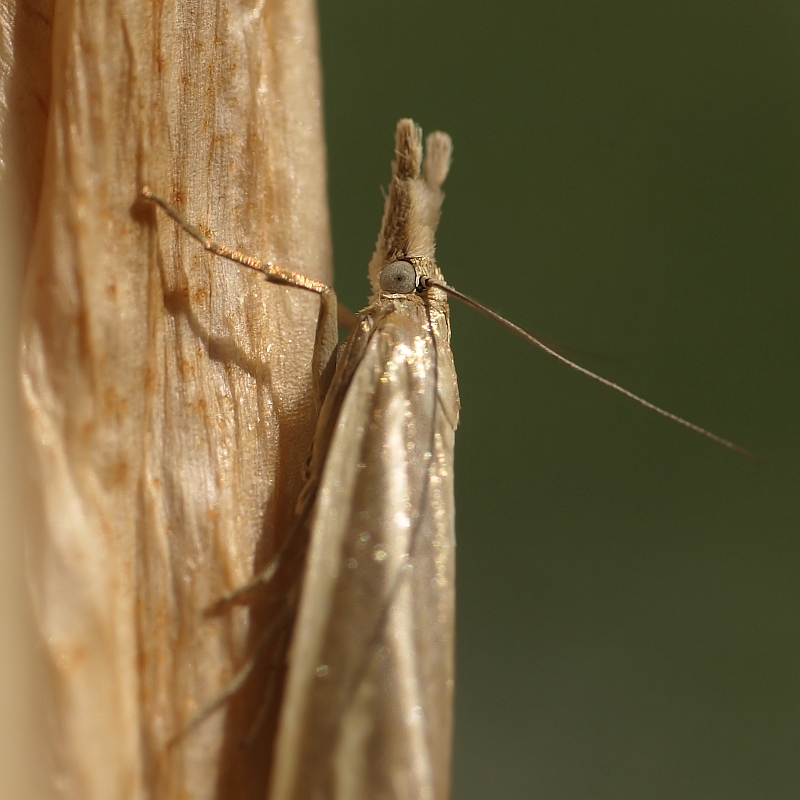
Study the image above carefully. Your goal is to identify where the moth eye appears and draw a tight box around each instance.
[379,260,417,294]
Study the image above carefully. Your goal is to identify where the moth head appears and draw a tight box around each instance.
[368,120,452,299]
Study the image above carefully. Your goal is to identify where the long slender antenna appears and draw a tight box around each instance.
[425,278,760,463]
[140,186,339,406]
[140,186,331,298]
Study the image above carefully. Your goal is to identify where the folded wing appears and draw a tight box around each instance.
[271,300,458,800]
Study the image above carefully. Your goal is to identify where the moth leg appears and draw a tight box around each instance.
[168,603,292,748]
[205,555,284,614]
[242,626,291,746]
[206,522,309,615]
[337,304,358,332]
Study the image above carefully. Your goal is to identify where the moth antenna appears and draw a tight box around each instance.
[139,186,338,406]
[425,278,760,463]
[140,186,332,299]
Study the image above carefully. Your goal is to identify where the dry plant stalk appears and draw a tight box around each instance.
[15,0,331,798]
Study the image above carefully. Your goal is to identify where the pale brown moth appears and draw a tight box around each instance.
[266,121,459,800]
[141,118,755,800]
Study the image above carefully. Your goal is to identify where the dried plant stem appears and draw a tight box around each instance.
[13,1,331,798]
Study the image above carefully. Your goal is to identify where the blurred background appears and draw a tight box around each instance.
[318,2,798,798]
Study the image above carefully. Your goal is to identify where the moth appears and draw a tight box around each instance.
[266,121,459,800]
[141,118,754,800]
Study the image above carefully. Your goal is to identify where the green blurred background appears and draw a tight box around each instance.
[318,2,798,797]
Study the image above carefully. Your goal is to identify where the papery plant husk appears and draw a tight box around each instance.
[10,0,332,797]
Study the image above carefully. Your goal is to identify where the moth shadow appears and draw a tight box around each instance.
[160,285,315,800]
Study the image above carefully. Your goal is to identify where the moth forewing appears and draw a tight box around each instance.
[270,121,459,800]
